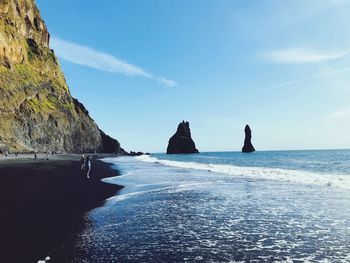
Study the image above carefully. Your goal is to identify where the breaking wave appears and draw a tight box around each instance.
[136,155,350,190]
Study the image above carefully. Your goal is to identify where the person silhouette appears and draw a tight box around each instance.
[85,155,91,179]
[80,154,85,170]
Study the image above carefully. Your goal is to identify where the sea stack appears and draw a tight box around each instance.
[167,121,199,154]
[242,125,255,153]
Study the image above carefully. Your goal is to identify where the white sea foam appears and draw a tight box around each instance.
[136,155,350,190]
[107,181,211,203]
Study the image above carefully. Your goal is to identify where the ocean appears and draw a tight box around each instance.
[54,150,350,262]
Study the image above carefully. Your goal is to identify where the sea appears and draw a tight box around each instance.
[54,150,350,262]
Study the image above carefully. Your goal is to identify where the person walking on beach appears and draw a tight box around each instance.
[85,155,92,179]
[80,154,85,170]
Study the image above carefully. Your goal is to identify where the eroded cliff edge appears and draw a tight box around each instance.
[0,0,124,153]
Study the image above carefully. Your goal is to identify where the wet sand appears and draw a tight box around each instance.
[0,155,123,262]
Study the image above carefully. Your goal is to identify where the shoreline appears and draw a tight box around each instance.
[58,153,350,262]
[0,153,123,161]
[0,155,123,262]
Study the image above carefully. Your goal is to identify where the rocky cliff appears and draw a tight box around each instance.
[242,125,255,153]
[0,0,124,153]
[167,121,199,154]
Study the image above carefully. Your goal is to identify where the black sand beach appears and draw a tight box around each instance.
[0,156,123,262]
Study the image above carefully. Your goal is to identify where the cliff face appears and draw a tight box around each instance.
[242,125,255,153]
[0,0,123,153]
[167,121,199,154]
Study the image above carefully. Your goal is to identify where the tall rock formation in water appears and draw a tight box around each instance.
[0,0,125,153]
[167,121,199,154]
[242,125,255,153]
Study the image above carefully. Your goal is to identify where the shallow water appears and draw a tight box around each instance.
[53,151,350,262]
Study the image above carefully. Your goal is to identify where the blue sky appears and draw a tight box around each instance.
[37,0,350,152]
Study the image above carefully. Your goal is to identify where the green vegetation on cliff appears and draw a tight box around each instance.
[0,0,123,154]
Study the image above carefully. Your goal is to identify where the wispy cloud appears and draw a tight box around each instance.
[262,48,348,64]
[267,66,350,89]
[326,108,350,121]
[156,77,177,87]
[50,37,177,87]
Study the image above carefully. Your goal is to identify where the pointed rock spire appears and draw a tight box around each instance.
[166,121,199,154]
[242,124,255,153]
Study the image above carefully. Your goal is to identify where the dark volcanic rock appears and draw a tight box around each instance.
[242,125,255,153]
[99,130,127,154]
[167,121,199,154]
[129,151,144,156]
[0,0,124,154]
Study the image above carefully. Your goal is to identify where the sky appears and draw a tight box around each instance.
[36,0,350,153]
